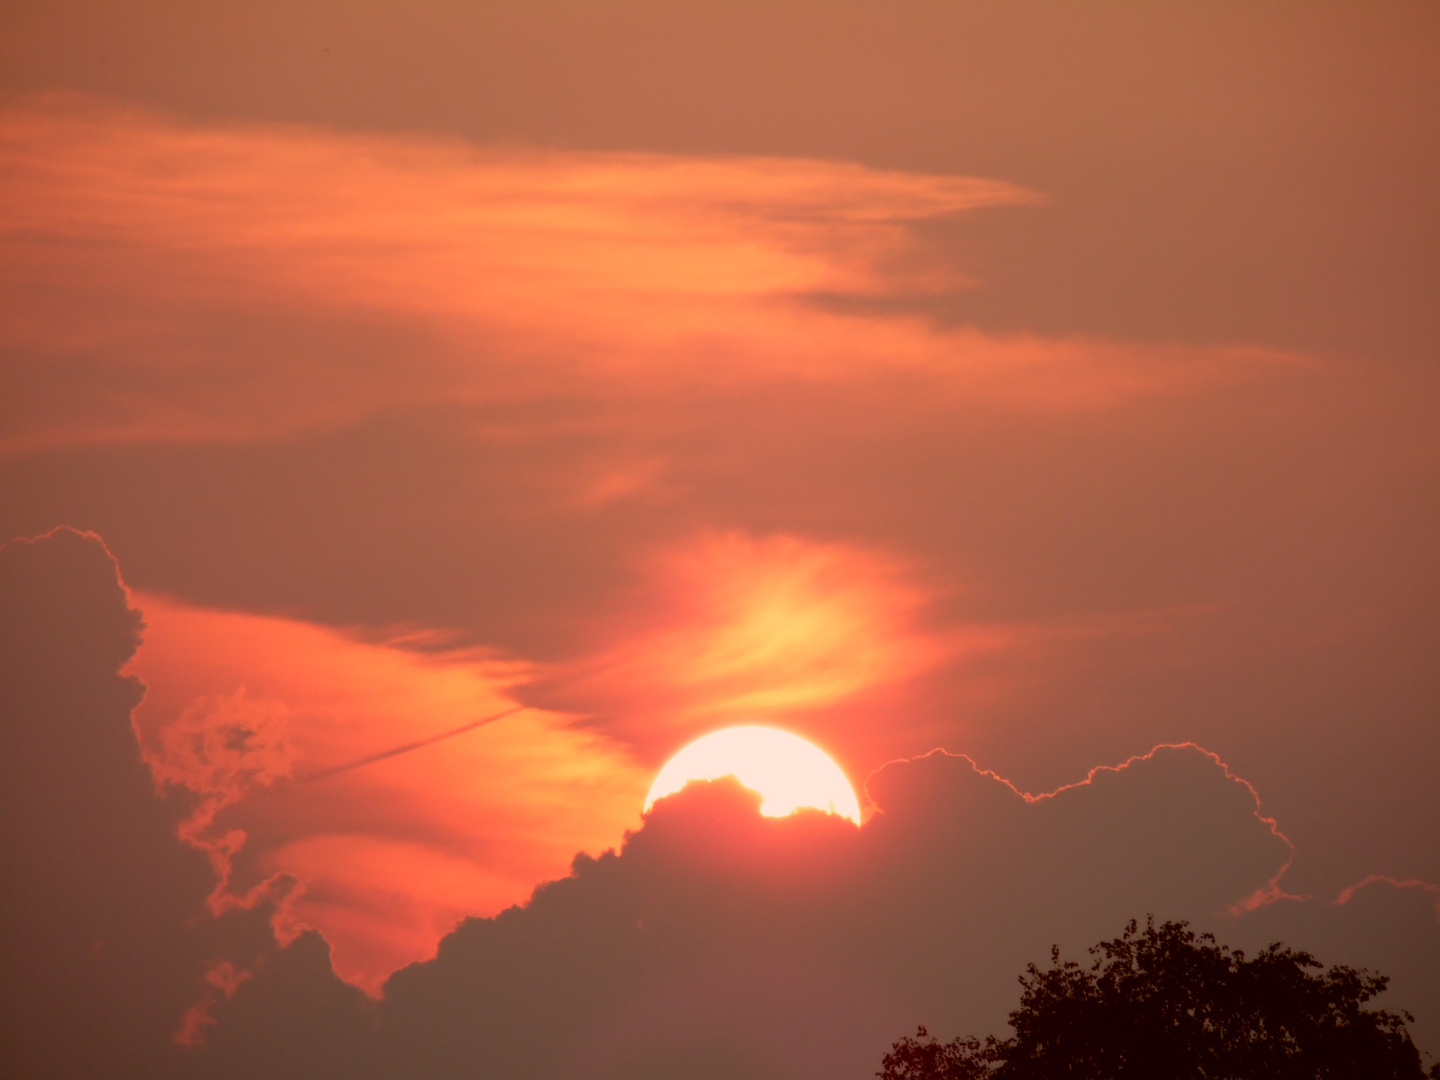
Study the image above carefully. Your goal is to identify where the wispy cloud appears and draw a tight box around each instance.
[0,96,1297,456]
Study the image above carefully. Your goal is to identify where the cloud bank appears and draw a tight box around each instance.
[197,747,1439,1080]
[4,529,1436,1078]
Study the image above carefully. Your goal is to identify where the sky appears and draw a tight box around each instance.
[1,3,1438,1077]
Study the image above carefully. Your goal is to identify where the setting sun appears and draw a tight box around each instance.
[644,726,862,824]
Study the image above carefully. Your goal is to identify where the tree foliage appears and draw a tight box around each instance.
[880,918,1436,1080]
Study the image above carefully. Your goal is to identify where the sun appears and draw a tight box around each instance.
[644,726,862,824]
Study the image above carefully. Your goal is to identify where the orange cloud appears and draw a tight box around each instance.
[128,592,649,992]
[547,532,1003,768]
[1334,875,1440,920]
[0,96,1297,457]
[123,531,1007,987]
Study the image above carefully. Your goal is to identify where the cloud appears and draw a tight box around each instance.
[0,7,1434,1076]
[127,590,650,992]
[0,96,1297,456]
[116,524,1433,1008]
[0,528,253,1075]
[123,527,1021,990]
[186,744,1439,1079]
[543,531,986,761]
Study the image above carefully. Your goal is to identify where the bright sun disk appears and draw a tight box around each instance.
[644,726,862,824]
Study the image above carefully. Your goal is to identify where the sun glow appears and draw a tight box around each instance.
[644,726,862,824]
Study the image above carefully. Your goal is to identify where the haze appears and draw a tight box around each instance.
[1,4,1437,1077]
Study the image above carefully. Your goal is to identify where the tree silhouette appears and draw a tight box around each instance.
[880,918,1436,1080]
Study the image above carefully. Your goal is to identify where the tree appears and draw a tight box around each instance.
[880,917,1436,1080]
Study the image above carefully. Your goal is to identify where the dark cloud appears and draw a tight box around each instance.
[0,528,273,1077]
[0,528,196,1076]
[189,748,1440,1079]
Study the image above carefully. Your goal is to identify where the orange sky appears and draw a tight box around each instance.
[1,3,1438,1074]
